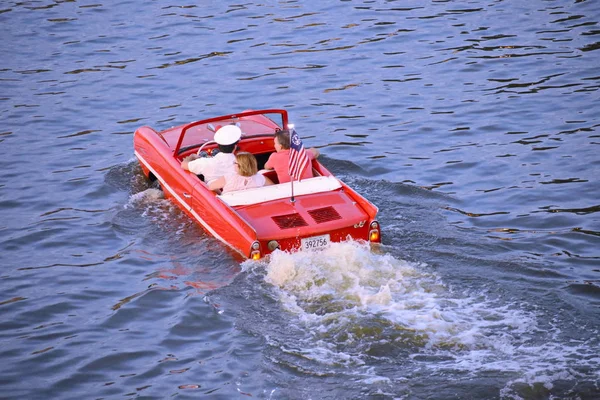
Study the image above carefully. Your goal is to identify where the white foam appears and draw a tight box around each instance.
[125,188,191,233]
[259,241,600,393]
[264,241,533,350]
[126,188,165,208]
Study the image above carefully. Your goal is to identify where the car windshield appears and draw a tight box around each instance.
[176,110,287,155]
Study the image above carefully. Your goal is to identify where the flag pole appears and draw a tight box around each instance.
[288,126,309,204]
[288,124,296,204]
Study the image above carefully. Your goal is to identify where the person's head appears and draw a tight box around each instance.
[234,152,258,177]
[274,129,291,152]
[214,125,242,153]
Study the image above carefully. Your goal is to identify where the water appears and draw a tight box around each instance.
[1,0,599,399]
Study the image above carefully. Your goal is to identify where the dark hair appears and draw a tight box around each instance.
[274,129,291,150]
[218,143,237,153]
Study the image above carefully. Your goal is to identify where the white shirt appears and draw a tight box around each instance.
[222,173,266,193]
[187,152,236,183]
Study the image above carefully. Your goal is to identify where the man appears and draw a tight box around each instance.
[264,129,320,183]
[181,125,242,183]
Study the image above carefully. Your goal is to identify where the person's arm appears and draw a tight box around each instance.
[208,176,226,192]
[263,176,274,186]
[308,148,320,158]
[181,154,198,171]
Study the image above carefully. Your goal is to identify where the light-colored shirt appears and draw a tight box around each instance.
[187,152,236,183]
[264,149,315,183]
[222,173,266,193]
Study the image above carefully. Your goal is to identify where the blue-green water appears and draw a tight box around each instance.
[1,1,598,399]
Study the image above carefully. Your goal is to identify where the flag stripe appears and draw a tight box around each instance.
[288,129,310,181]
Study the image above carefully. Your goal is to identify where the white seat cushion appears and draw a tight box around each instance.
[218,175,342,206]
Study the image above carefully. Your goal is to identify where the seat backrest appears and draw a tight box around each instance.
[218,175,342,207]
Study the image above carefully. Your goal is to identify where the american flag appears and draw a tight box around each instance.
[288,129,310,181]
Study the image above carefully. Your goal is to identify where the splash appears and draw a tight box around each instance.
[258,241,600,396]
[264,241,532,351]
[123,187,193,238]
[126,188,174,220]
[126,188,165,208]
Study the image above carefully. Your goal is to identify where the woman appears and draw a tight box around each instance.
[209,152,274,193]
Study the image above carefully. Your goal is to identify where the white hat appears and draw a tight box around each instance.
[214,125,242,145]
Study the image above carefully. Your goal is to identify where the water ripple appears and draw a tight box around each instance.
[1,1,599,398]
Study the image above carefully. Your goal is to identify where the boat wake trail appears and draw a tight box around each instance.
[254,241,599,397]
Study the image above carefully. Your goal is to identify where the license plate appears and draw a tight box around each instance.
[301,234,330,251]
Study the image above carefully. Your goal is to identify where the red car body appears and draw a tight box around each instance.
[133,109,381,259]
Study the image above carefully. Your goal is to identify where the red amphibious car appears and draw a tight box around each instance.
[133,109,380,259]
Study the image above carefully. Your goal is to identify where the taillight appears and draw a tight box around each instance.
[250,241,261,260]
[369,221,381,242]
